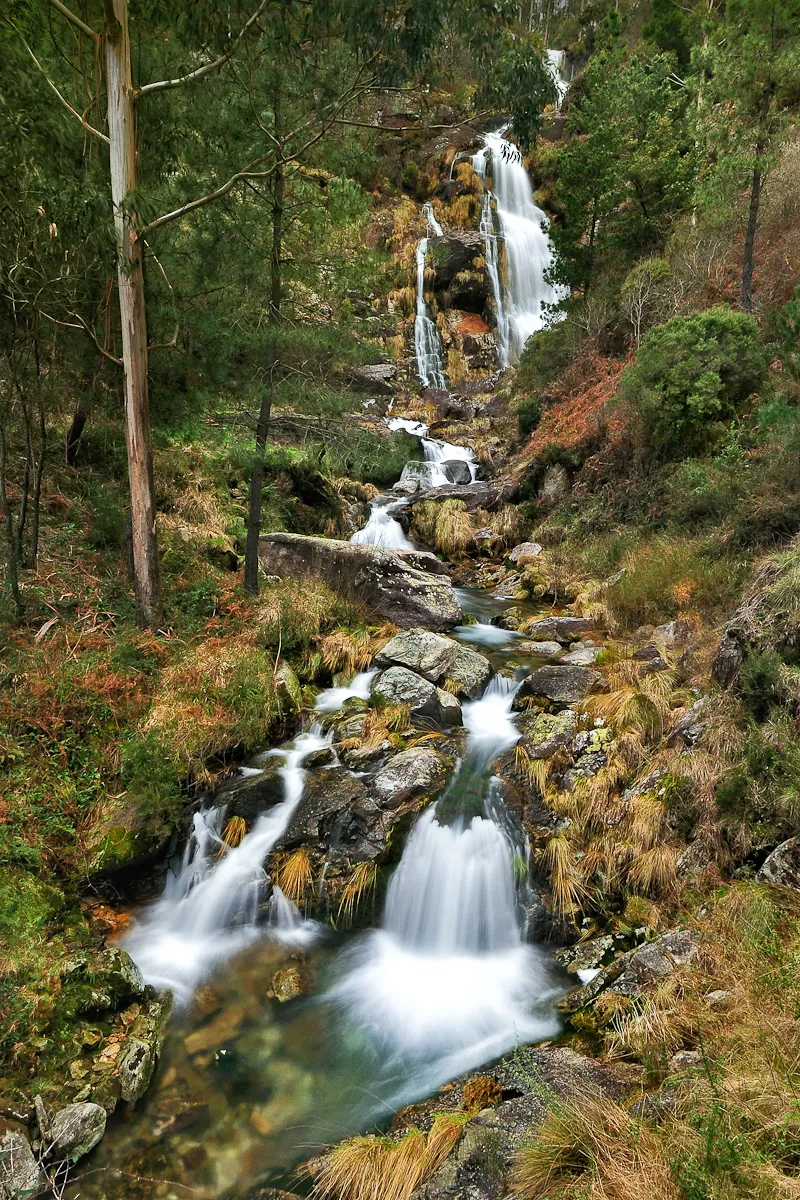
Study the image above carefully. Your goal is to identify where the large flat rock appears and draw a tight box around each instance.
[258,533,461,631]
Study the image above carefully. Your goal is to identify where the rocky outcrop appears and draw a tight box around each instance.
[258,533,461,631]
[757,838,800,891]
[372,666,463,725]
[277,768,387,861]
[0,1130,41,1199]
[215,762,285,824]
[411,481,512,512]
[397,460,472,491]
[117,990,174,1103]
[517,709,578,759]
[560,929,700,1011]
[376,629,492,699]
[428,231,489,313]
[372,748,451,808]
[520,664,601,703]
[508,541,543,564]
[347,362,397,394]
[712,554,791,688]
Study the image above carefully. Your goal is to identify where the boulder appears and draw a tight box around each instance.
[399,461,472,489]
[395,549,450,576]
[258,533,461,632]
[653,618,695,649]
[372,748,451,808]
[561,929,700,1010]
[348,363,397,394]
[560,646,599,666]
[117,990,173,1104]
[539,463,570,506]
[0,1131,41,1199]
[411,481,511,512]
[277,768,384,859]
[428,232,489,312]
[376,629,491,698]
[517,709,577,758]
[508,542,543,564]
[522,617,598,643]
[518,640,564,658]
[757,838,800,891]
[667,698,708,748]
[521,665,601,704]
[215,761,285,825]
[46,1102,106,1161]
[372,667,463,726]
[61,947,145,1013]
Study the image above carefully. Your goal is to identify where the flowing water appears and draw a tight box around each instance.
[473,128,567,365]
[413,203,447,389]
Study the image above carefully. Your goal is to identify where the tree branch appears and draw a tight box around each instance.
[148,324,179,351]
[44,0,98,39]
[139,155,276,235]
[138,0,271,96]
[39,309,122,365]
[18,35,109,144]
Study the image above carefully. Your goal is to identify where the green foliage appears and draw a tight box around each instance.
[620,307,767,457]
[516,323,578,395]
[518,396,543,440]
[475,32,557,148]
[739,651,784,720]
[775,285,800,379]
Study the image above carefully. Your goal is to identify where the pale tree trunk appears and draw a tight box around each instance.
[244,93,284,595]
[105,0,162,626]
[741,87,773,314]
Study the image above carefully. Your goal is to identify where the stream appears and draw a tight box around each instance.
[74,118,568,1200]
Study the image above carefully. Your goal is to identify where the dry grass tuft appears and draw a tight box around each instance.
[216,815,247,858]
[313,1114,465,1200]
[413,500,474,559]
[337,861,378,927]
[541,834,589,918]
[274,848,313,905]
[320,628,374,676]
[463,1076,503,1113]
[511,1091,679,1200]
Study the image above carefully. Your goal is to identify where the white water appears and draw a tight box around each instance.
[328,672,558,1094]
[267,885,319,948]
[315,669,379,713]
[123,726,329,1003]
[473,129,567,365]
[351,499,414,549]
[547,49,568,107]
[413,205,447,390]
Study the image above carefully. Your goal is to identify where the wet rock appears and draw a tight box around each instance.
[372,667,463,726]
[517,640,564,658]
[428,231,489,312]
[561,929,700,1010]
[46,1102,106,1161]
[258,533,462,631]
[411,482,511,512]
[62,947,145,1013]
[372,748,451,808]
[0,1130,41,1199]
[215,762,285,824]
[555,933,626,977]
[400,461,472,489]
[275,662,303,710]
[521,665,601,704]
[757,838,800,891]
[522,617,597,643]
[117,990,173,1104]
[517,709,577,759]
[269,966,308,1003]
[508,542,543,564]
[376,630,491,699]
[348,363,397,394]
[278,769,386,860]
[340,742,391,770]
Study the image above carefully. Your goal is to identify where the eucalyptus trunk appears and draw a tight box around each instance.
[105,0,162,626]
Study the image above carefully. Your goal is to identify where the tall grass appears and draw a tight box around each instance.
[313,1115,465,1200]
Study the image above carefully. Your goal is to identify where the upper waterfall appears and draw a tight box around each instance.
[413,202,447,389]
[473,129,567,365]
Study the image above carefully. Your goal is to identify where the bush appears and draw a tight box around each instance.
[620,307,767,458]
[518,395,542,439]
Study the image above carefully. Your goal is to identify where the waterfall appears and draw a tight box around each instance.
[329,673,558,1092]
[473,129,567,366]
[546,49,568,107]
[413,204,447,390]
[314,669,379,713]
[351,499,414,549]
[123,726,328,1004]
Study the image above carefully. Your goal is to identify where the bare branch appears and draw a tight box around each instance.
[139,155,276,235]
[138,0,271,96]
[148,324,179,352]
[44,0,98,39]
[18,35,109,144]
[39,309,122,365]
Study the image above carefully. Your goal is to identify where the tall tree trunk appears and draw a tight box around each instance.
[0,428,23,621]
[741,88,772,314]
[244,130,284,594]
[105,0,162,626]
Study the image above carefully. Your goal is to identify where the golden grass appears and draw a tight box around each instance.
[542,834,589,918]
[320,628,374,676]
[216,815,247,858]
[274,848,313,905]
[413,499,474,559]
[627,845,678,897]
[511,1091,679,1200]
[313,1114,465,1200]
[337,861,378,927]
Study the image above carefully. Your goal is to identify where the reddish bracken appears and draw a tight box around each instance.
[521,354,630,463]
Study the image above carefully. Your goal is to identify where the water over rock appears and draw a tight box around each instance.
[258,533,462,631]
[117,990,174,1103]
[372,666,463,725]
[376,629,492,699]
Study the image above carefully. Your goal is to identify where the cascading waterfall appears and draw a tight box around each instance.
[547,49,568,107]
[473,128,567,365]
[123,726,329,1004]
[413,203,447,390]
[329,672,559,1096]
[350,499,414,549]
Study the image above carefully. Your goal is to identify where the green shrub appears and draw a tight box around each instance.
[620,307,767,458]
[516,323,577,395]
[739,650,784,720]
[518,395,542,439]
